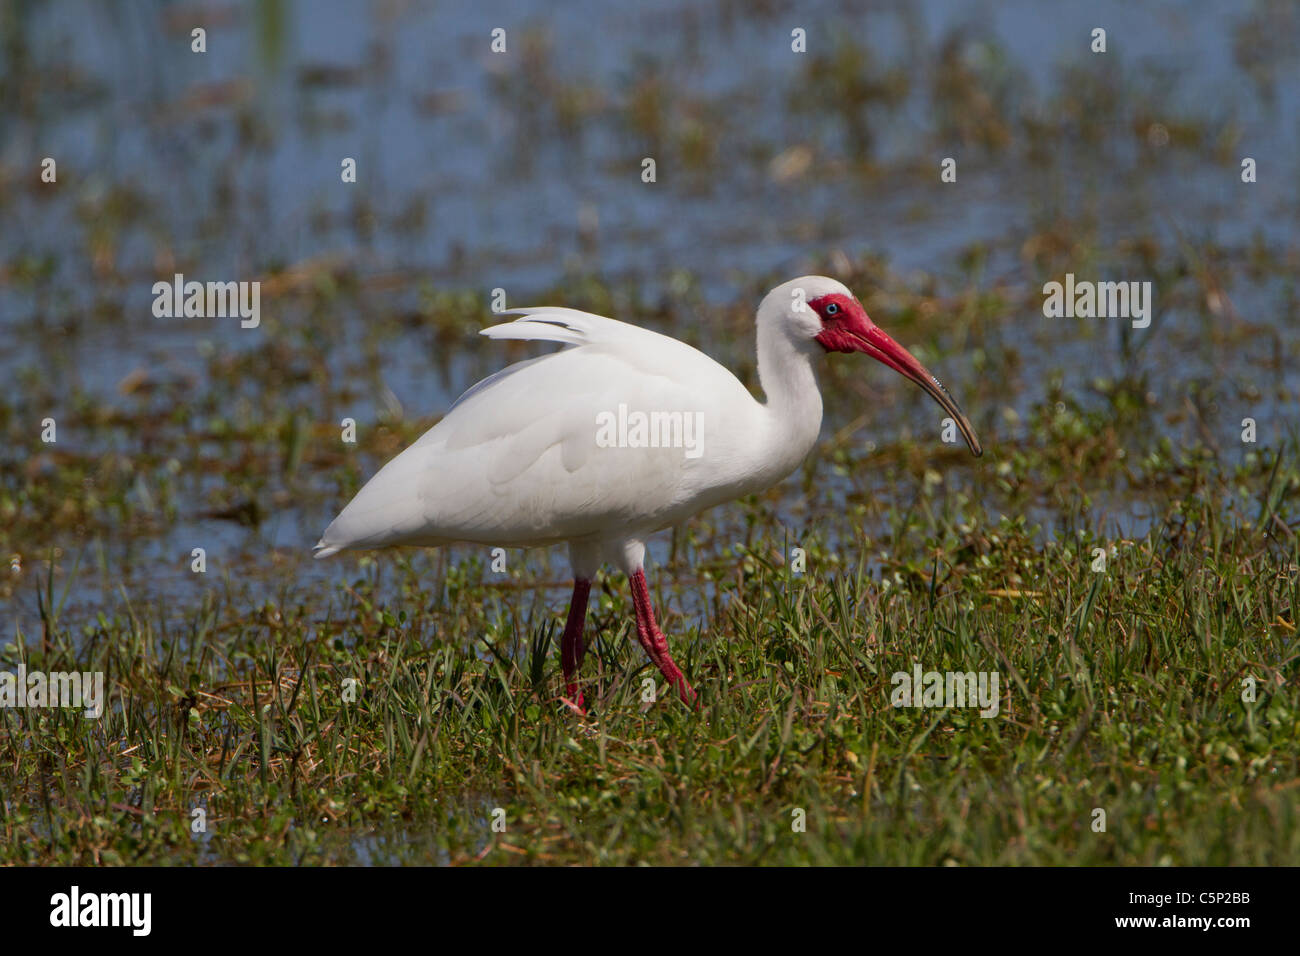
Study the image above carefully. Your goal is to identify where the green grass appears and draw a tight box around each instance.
[2,426,1296,865]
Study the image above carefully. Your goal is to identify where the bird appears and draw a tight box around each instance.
[315,276,981,711]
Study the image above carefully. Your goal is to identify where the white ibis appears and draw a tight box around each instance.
[315,276,981,710]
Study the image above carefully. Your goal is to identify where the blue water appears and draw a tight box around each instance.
[1,0,1296,639]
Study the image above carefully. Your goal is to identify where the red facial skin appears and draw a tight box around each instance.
[809,292,983,457]
[810,293,875,353]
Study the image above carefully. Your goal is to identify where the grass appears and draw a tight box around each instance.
[2,414,1296,864]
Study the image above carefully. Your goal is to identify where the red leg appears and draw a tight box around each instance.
[628,569,696,705]
[560,578,592,709]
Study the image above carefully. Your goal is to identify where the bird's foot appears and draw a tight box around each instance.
[661,667,697,708]
[676,680,698,708]
[560,687,587,716]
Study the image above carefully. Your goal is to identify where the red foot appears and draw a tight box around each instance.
[628,569,697,707]
[560,578,592,714]
[560,692,587,716]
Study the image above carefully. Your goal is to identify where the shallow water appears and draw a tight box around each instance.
[2,0,1297,640]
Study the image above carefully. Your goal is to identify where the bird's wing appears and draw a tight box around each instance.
[479,306,676,348]
[438,309,679,420]
[445,353,548,414]
[315,308,760,555]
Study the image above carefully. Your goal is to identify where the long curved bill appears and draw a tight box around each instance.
[856,325,983,457]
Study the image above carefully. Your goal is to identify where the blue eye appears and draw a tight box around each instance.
[825,303,840,315]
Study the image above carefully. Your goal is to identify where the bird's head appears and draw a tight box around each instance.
[765,275,982,457]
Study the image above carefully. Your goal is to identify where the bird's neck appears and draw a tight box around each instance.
[755,325,824,476]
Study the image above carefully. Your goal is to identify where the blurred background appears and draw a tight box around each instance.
[1,0,1297,639]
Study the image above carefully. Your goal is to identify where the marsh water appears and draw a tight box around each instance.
[2,0,1297,641]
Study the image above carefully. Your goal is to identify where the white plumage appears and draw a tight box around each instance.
[316,304,806,556]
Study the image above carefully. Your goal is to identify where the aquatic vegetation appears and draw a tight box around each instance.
[0,1,1296,865]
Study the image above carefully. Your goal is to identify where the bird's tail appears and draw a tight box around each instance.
[313,538,342,559]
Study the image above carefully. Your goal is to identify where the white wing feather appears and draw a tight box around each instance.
[315,307,767,556]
